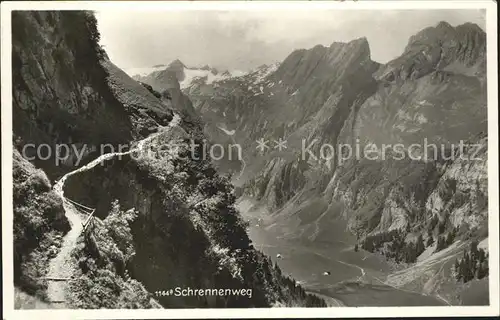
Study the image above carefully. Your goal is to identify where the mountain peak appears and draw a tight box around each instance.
[169,59,186,69]
[351,36,369,44]
[380,20,486,82]
[349,37,370,57]
[329,37,371,57]
[456,22,485,34]
[436,20,453,30]
[405,19,485,53]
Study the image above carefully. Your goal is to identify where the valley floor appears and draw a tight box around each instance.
[239,198,449,307]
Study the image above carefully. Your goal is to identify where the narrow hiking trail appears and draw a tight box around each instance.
[45,114,181,306]
[45,200,85,306]
[53,114,181,198]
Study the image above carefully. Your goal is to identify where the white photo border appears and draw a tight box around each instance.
[1,1,498,319]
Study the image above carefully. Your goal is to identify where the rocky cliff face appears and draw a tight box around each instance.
[326,133,487,237]
[12,11,325,308]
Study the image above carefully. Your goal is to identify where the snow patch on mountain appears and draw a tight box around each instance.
[252,63,279,84]
[181,68,246,89]
[125,65,168,77]
[129,62,249,90]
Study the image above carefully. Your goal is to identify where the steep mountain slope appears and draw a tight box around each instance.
[165,21,488,304]
[12,11,325,308]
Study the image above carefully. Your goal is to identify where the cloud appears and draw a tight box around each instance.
[96,9,485,71]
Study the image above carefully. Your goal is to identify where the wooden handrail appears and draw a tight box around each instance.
[65,197,94,213]
[82,209,96,231]
[62,196,96,231]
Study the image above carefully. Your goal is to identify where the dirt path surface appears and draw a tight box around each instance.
[45,201,84,307]
[52,114,181,198]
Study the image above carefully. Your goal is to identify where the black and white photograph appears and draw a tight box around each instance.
[1,1,498,318]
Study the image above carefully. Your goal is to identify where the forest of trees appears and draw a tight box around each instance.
[453,240,489,283]
[428,213,459,253]
[359,217,488,282]
[358,214,460,264]
[436,226,458,252]
[360,229,426,263]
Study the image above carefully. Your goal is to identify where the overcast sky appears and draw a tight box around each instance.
[96,9,485,72]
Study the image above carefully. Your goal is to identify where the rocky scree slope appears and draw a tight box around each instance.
[12,11,325,308]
